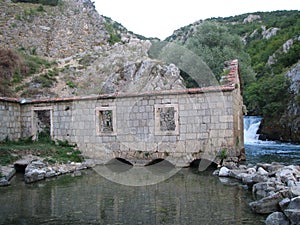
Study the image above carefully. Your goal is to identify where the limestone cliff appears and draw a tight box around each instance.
[0,0,185,98]
[260,63,300,143]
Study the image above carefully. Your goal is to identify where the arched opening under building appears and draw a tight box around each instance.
[145,158,176,175]
[105,157,133,173]
[189,158,218,171]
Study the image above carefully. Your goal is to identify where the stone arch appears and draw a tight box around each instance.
[104,157,133,173]
[144,158,175,167]
[189,158,218,170]
[113,157,133,166]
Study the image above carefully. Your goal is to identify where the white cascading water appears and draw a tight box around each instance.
[244,116,300,164]
[244,116,262,144]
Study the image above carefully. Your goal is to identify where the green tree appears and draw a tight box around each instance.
[244,73,291,118]
[185,21,255,86]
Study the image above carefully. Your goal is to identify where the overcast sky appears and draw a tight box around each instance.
[94,0,300,39]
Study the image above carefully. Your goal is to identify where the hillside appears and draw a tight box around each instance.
[164,10,300,142]
[0,0,184,98]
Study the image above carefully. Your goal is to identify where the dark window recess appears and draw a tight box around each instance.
[35,110,51,138]
[99,110,113,133]
[159,107,176,131]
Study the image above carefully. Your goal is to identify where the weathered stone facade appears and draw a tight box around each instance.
[0,60,243,167]
[0,99,21,140]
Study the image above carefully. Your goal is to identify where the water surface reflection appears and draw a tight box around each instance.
[0,168,265,225]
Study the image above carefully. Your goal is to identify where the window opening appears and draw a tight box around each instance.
[96,106,116,135]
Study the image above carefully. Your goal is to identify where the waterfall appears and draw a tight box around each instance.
[244,116,262,144]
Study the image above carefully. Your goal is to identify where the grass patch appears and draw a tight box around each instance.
[0,148,21,166]
[0,135,83,166]
[66,81,76,88]
[32,70,57,88]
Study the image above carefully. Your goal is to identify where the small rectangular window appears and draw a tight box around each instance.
[96,106,116,135]
[155,104,179,135]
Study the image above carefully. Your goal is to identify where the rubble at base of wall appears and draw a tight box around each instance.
[214,162,300,225]
[0,165,16,186]
[0,158,94,186]
[24,160,93,183]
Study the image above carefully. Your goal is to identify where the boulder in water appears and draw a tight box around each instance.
[265,212,289,225]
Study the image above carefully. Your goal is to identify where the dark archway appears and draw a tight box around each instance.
[145,158,176,175]
[189,158,218,171]
[105,157,133,173]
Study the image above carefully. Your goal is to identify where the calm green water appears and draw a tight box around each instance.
[0,166,265,225]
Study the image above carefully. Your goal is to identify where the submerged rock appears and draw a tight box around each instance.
[0,177,10,187]
[265,212,289,225]
[284,196,300,224]
[0,165,16,181]
[249,191,284,214]
[252,182,276,200]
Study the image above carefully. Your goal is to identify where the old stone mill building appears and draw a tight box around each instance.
[0,60,244,167]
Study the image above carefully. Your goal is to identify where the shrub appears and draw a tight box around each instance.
[66,81,76,88]
[244,73,291,117]
[33,73,56,88]
[0,49,26,96]
[104,22,121,45]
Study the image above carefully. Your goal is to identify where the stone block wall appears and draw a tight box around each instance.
[0,99,21,140]
[0,60,243,167]
[10,86,242,167]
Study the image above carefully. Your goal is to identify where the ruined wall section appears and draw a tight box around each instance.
[0,99,21,140]
[0,61,243,166]
[13,88,239,166]
[231,62,245,159]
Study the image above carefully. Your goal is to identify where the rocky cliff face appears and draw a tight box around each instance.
[0,0,186,98]
[260,63,300,143]
[1,0,112,57]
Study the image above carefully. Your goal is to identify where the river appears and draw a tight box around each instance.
[244,116,300,165]
[1,116,300,225]
[0,167,265,225]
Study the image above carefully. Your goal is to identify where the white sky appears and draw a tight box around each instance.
[94,0,300,40]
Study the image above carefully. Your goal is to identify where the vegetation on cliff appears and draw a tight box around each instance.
[0,48,56,97]
[166,10,300,142]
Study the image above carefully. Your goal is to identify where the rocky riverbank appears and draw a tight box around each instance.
[214,162,300,224]
[0,155,94,186]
